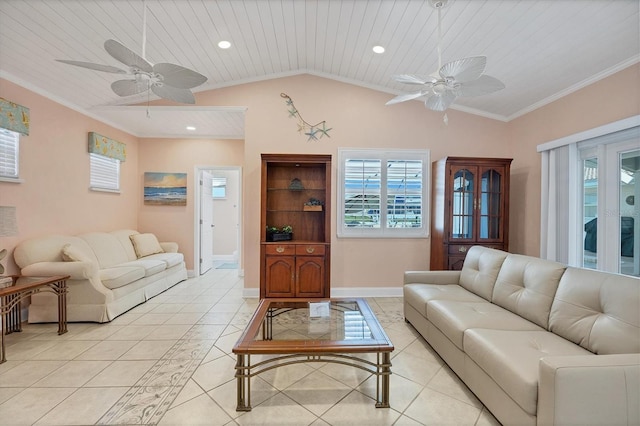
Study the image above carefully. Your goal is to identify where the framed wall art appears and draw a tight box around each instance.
[144,172,187,206]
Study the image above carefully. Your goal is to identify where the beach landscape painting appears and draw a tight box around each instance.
[144,172,187,206]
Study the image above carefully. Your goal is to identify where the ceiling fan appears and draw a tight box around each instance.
[56,0,207,105]
[386,0,505,112]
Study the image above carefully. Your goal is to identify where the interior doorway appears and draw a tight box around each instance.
[194,166,242,276]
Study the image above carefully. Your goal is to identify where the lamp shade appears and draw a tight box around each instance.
[0,206,18,237]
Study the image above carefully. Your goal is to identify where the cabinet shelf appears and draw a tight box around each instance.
[266,209,324,213]
[267,188,325,192]
[261,154,331,299]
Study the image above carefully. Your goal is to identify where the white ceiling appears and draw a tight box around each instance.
[1,0,638,139]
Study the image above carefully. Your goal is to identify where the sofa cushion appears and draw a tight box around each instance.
[100,266,146,290]
[464,329,594,416]
[14,235,97,267]
[120,259,167,277]
[549,267,640,355]
[61,243,94,263]
[144,252,184,268]
[404,283,486,317]
[491,254,566,328]
[110,229,140,261]
[79,232,130,268]
[459,246,508,301]
[130,233,164,258]
[427,300,543,350]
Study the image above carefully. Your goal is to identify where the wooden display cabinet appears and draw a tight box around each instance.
[430,157,512,270]
[260,154,331,298]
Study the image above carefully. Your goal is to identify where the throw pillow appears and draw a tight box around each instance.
[61,243,92,262]
[130,233,164,258]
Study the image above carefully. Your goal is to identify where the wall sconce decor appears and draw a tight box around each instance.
[280,93,332,141]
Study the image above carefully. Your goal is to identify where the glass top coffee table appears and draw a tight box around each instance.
[232,298,394,411]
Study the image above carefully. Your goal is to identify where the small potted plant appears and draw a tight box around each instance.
[303,198,324,211]
[266,225,293,242]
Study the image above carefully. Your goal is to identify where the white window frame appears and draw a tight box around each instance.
[90,153,120,192]
[0,127,21,182]
[538,115,640,276]
[212,176,227,199]
[338,148,430,238]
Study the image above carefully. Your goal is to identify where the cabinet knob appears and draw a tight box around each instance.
[306,247,315,254]
[276,246,285,253]
[458,246,467,253]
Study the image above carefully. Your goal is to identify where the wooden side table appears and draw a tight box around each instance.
[0,275,69,363]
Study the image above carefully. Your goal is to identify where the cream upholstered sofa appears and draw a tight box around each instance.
[14,229,187,323]
[404,246,640,426]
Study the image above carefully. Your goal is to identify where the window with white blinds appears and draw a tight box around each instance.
[90,153,120,192]
[212,176,227,198]
[338,148,429,238]
[0,128,19,180]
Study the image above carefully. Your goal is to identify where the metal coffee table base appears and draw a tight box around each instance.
[235,351,391,411]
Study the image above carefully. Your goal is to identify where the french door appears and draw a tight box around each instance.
[580,139,639,277]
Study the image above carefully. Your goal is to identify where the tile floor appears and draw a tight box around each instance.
[0,267,501,425]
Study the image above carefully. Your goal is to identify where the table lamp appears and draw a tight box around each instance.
[0,206,18,275]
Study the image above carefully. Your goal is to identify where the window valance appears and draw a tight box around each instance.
[88,132,126,162]
[0,98,30,135]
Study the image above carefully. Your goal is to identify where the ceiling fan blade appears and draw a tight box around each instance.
[153,63,207,89]
[439,56,487,83]
[104,39,152,73]
[151,84,196,104]
[386,91,428,105]
[111,79,147,97]
[391,74,437,85]
[455,75,506,97]
[424,90,457,111]
[56,59,127,74]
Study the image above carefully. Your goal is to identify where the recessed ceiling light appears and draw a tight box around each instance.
[218,40,231,49]
[186,126,196,131]
[372,45,385,54]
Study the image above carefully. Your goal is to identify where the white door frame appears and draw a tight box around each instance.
[194,165,243,277]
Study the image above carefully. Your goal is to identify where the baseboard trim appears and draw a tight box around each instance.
[241,287,402,299]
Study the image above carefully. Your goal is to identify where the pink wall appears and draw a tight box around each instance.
[3,64,637,291]
[136,138,244,271]
[0,79,139,274]
[191,74,510,291]
[507,63,640,256]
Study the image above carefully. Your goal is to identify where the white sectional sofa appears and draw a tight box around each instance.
[14,229,188,323]
[404,246,640,426]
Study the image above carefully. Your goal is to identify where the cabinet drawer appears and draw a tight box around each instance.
[448,244,505,255]
[448,245,473,255]
[265,244,295,255]
[295,244,326,256]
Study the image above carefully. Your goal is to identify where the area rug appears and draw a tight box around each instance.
[216,263,237,269]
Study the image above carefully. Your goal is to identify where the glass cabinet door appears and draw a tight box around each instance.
[451,168,474,239]
[479,169,503,240]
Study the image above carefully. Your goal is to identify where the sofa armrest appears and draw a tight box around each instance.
[403,270,461,285]
[21,261,98,280]
[538,354,640,426]
[160,242,179,253]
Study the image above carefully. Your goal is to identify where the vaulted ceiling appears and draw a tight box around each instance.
[1,0,638,138]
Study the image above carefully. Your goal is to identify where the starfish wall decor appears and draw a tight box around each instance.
[280,93,331,141]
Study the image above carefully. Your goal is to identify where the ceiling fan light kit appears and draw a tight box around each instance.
[387,0,505,112]
[56,1,207,105]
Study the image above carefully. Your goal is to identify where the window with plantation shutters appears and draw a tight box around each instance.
[338,148,429,238]
[0,128,19,180]
[90,153,120,192]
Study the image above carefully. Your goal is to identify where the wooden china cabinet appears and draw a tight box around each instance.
[430,157,512,270]
[260,154,331,298]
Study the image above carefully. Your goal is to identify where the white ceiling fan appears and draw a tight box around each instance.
[56,0,207,105]
[386,0,505,112]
